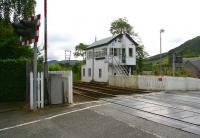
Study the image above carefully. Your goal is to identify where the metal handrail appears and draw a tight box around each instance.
[113,56,129,75]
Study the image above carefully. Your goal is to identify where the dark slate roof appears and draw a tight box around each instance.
[87,34,138,49]
[90,35,117,47]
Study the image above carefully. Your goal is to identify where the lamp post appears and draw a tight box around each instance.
[160,29,164,75]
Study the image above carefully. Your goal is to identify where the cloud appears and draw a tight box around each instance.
[48,34,72,44]
[169,37,184,44]
[36,0,200,59]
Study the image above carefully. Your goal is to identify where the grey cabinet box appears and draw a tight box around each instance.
[48,74,67,104]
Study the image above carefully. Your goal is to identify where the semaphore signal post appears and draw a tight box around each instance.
[13,14,41,110]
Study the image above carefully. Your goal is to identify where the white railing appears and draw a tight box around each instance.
[106,55,129,77]
[30,72,44,110]
[113,56,129,76]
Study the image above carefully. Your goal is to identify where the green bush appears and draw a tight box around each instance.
[72,62,82,82]
[48,62,83,82]
[143,63,153,71]
[0,20,33,60]
[0,59,27,102]
[48,64,62,71]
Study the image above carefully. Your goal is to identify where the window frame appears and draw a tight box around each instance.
[83,68,85,77]
[88,68,91,77]
[99,69,102,78]
[129,48,133,57]
[114,48,117,56]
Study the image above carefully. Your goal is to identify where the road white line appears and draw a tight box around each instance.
[45,103,108,120]
[0,103,108,132]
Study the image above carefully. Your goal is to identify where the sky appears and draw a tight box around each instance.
[35,0,200,61]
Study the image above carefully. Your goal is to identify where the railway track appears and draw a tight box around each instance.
[73,82,200,129]
[73,82,151,98]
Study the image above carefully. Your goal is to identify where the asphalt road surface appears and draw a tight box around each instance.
[0,91,200,138]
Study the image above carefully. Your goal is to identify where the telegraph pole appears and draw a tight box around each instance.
[65,50,72,64]
[44,0,48,104]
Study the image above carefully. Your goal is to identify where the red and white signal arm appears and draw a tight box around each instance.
[20,14,41,45]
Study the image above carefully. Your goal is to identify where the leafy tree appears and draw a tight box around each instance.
[0,19,13,40]
[0,39,33,59]
[0,19,33,59]
[74,43,88,60]
[110,17,148,73]
[110,17,135,35]
[136,45,148,73]
[0,0,36,22]
[72,61,83,82]
[0,0,36,59]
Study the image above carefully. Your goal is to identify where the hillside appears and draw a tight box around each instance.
[148,52,168,61]
[48,60,78,65]
[168,36,200,57]
[148,36,200,62]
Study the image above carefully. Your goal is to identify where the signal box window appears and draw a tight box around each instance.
[129,48,133,57]
[99,69,102,78]
[83,68,85,77]
[114,48,117,56]
[88,68,91,77]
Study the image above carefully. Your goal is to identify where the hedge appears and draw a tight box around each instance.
[0,59,27,102]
